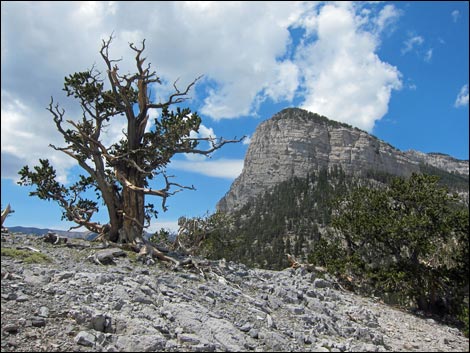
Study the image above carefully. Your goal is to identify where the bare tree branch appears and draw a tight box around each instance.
[115,170,168,197]
[1,204,12,228]
[119,211,149,229]
[22,35,244,250]
[147,75,203,109]
[175,136,246,155]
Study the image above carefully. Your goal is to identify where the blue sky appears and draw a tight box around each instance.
[1,1,468,233]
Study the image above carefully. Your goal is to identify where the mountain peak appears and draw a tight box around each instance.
[271,108,356,130]
[218,108,469,212]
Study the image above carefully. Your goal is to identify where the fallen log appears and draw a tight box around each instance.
[88,248,126,265]
[16,246,41,253]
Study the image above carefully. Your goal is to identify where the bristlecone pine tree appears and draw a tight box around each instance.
[18,36,242,261]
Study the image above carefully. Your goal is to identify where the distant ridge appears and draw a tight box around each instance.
[6,226,154,241]
[7,226,97,240]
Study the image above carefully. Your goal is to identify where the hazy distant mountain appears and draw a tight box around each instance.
[7,226,97,240]
[7,226,154,241]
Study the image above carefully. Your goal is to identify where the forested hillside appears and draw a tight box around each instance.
[182,167,469,332]
[204,166,468,270]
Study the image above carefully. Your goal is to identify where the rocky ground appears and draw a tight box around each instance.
[1,232,468,352]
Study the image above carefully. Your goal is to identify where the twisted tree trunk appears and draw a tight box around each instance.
[120,170,145,244]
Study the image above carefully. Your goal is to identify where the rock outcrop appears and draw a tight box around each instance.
[218,108,469,212]
[1,232,468,352]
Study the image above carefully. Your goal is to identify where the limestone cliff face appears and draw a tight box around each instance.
[405,150,469,175]
[217,108,469,212]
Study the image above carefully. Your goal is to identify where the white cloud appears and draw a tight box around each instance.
[295,3,402,131]
[196,124,216,139]
[451,10,460,23]
[1,1,405,180]
[401,33,434,63]
[1,91,77,183]
[155,1,310,120]
[170,159,244,179]
[374,4,402,33]
[242,135,252,145]
[402,34,424,55]
[100,115,128,148]
[424,48,433,62]
[186,123,217,161]
[264,61,300,102]
[454,84,469,107]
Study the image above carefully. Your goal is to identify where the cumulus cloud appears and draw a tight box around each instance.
[454,84,469,107]
[295,3,402,131]
[451,10,460,23]
[151,1,309,119]
[0,91,77,183]
[264,61,300,103]
[2,1,404,180]
[1,1,309,180]
[374,4,402,33]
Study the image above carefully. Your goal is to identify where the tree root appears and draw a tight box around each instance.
[89,234,197,268]
[138,243,180,266]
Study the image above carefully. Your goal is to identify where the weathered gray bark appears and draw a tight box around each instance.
[43,36,243,258]
[1,204,12,228]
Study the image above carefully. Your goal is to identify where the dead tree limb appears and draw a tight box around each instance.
[1,204,12,228]
[287,254,301,269]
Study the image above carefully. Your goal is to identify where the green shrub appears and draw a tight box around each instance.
[312,173,469,317]
[1,247,51,264]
